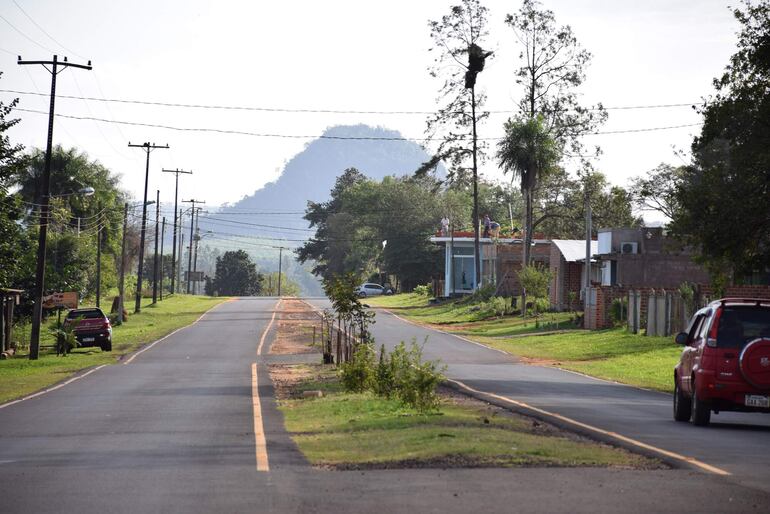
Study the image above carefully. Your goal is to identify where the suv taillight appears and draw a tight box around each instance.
[102,319,111,330]
[707,307,722,348]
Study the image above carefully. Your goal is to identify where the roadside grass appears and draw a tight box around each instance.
[476,329,680,392]
[277,364,657,469]
[0,295,228,404]
[368,293,575,334]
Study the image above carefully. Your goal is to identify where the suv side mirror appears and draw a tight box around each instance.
[675,332,688,345]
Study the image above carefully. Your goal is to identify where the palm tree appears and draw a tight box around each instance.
[497,115,560,313]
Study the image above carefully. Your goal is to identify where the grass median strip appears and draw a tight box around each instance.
[271,363,662,470]
[368,293,679,393]
[0,295,228,404]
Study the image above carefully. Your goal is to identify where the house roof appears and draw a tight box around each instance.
[552,239,598,262]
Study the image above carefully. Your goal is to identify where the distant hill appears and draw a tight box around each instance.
[197,124,439,295]
[222,124,436,218]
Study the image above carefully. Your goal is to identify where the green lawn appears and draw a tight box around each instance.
[0,295,228,404]
[474,329,679,392]
[368,293,575,334]
[279,365,655,469]
[368,294,680,393]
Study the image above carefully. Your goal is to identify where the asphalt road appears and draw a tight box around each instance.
[0,297,768,513]
[306,298,770,494]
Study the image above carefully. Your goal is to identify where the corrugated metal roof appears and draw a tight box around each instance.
[552,239,598,262]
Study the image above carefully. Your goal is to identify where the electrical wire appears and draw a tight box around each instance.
[8,107,704,140]
[0,89,698,115]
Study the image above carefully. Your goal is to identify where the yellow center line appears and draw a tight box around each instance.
[252,362,270,472]
[447,378,731,476]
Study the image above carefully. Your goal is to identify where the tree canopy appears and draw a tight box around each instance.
[212,250,263,296]
[670,1,770,282]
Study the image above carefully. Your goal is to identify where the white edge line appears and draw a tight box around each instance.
[123,299,230,365]
[0,299,231,409]
[0,365,107,410]
[257,299,280,355]
[447,378,731,476]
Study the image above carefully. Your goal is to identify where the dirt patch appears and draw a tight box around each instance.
[270,299,322,355]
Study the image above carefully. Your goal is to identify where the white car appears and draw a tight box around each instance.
[355,283,393,297]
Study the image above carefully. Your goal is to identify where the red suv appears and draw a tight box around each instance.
[674,298,770,426]
[63,308,113,352]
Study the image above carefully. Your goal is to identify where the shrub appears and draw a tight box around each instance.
[390,340,445,413]
[373,344,396,398]
[489,296,510,317]
[339,343,376,393]
[610,298,627,325]
[413,284,433,297]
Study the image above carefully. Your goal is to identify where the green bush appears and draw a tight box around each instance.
[413,284,433,297]
[341,340,445,413]
[610,298,627,325]
[339,343,376,393]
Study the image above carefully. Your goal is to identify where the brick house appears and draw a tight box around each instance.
[594,227,709,288]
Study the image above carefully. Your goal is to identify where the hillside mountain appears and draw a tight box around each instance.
[197,124,439,295]
[223,124,436,218]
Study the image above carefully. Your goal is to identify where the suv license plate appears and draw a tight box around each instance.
[745,395,770,408]
[82,337,95,343]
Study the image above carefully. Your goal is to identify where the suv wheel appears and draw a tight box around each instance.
[101,339,112,352]
[690,384,711,426]
[673,380,691,422]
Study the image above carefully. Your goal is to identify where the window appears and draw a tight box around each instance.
[716,306,770,349]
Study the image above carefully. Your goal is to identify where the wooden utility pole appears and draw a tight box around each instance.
[118,202,128,321]
[96,201,102,308]
[277,247,283,296]
[160,217,166,301]
[152,190,160,304]
[161,168,192,296]
[18,54,92,360]
[182,200,204,293]
[128,142,169,313]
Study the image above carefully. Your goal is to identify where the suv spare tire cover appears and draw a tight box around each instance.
[739,338,770,389]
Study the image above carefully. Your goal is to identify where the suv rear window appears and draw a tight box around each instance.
[66,309,105,320]
[716,306,770,348]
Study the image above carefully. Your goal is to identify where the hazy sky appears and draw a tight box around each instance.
[0,0,739,218]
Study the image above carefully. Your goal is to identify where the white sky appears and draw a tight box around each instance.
[0,0,739,219]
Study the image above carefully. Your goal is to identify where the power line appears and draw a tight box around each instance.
[0,88,698,114]
[0,13,55,54]
[10,107,704,139]
[11,1,86,60]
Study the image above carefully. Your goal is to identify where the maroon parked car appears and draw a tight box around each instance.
[674,298,770,426]
[63,308,113,352]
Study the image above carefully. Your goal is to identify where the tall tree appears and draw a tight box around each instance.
[628,163,685,220]
[212,250,263,296]
[505,0,607,158]
[503,0,607,306]
[497,115,559,262]
[296,168,369,279]
[0,74,26,289]
[670,1,770,283]
[422,0,491,184]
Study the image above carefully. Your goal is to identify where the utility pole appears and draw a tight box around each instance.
[19,54,92,360]
[162,168,192,296]
[584,188,592,327]
[177,208,183,292]
[160,217,166,301]
[277,247,283,297]
[128,142,169,313]
[118,202,128,322]
[192,208,201,295]
[96,201,102,308]
[152,190,160,304]
[182,200,204,293]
